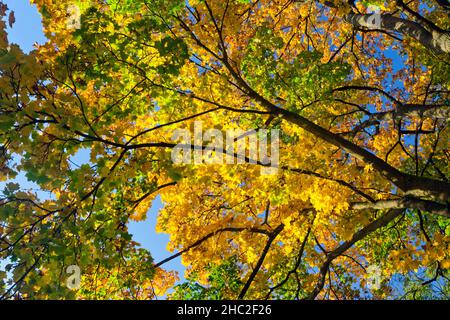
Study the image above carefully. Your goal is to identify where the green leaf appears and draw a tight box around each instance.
[168,168,183,181]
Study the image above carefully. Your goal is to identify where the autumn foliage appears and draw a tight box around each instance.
[0,0,449,300]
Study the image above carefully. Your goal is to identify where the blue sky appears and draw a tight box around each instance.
[1,0,184,291]
[3,0,46,53]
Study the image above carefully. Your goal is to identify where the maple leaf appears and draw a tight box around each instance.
[0,3,7,17]
[8,11,14,28]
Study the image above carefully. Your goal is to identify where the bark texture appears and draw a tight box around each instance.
[345,13,450,54]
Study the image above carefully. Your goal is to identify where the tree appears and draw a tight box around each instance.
[0,0,449,300]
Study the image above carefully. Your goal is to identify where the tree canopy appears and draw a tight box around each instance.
[0,0,449,300]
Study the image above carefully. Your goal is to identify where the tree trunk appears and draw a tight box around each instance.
[345,13,450,54]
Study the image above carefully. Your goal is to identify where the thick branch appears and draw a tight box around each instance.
[277,107,450,201]
[371,104,450,121]
[351,198,449,218]
[238,224,284,299]
[154,227,271,268]
[306,209,404,300]
[435,0,450,11]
